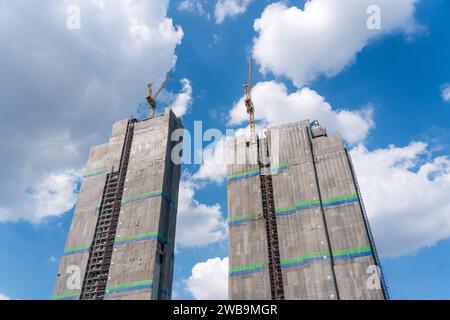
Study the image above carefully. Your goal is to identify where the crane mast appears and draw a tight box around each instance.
[244,59,256,141]
[146,72,171,119]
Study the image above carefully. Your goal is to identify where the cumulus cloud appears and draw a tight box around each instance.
[229,81,374,144]
[172,78,193,117]
[253,0,419,87]
[30,170,81,223]
[215,0,252,24]
[441,83,450,102]
[0,170,81,223]
[186,257,228,300]
[351,142,450,257]
[0,1,182,223]
[176,174,227,247]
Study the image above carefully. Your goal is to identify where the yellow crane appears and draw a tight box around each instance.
[243,59,256,140]
[146,72,171,119]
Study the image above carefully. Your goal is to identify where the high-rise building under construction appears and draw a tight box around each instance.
[227,120,388,300]
[52,108,182,300]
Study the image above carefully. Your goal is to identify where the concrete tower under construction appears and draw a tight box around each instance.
[52,108,182,300]
[227,120,388,300]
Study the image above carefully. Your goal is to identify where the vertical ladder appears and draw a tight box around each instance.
[257,138,285,300]
[80,119,136,300]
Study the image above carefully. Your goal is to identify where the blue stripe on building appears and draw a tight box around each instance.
[229,268,264,277]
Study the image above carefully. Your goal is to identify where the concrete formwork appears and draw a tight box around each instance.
[228,120,387,300]
[312,133,385,300]
[267,122,338,300]
[52,108,182,300]
[227,136,272,300]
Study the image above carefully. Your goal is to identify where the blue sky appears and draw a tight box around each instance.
[0,0,449,300]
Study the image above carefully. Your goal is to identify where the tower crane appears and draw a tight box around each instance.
[146,72,171,119]
[243,58,256,141]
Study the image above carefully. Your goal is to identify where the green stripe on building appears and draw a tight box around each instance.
[276,193,358,214]
[227,163,288,180]
[280,246,372,266]
[106,280,153,292]
[229,214,260,223]
[64,244,90,254]
[275,199,320,213]
[322,194,358,205]
[333,245,371,257]
[114,232,169,244]
[229,263,265,273]
[122,189,163,202]
[83,167,108,177]
[51,291,81,300]
[227,168,260,180]
[275,204,297,213]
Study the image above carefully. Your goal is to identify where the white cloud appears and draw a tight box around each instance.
[178,0,201,12]
[172,78,193,117]
[215,0,252,24]
[351,142,450,257]
[178,0,210,20]
[32,170,81,222]
[441,83,450,102]
[0,293,11,300]
[0,170,81,223]
[186,257,228,300]
[229,81,374,144]
[193,136,228,184]
[253,0,419,87]
[50,256,58,263]
[176,174,227,247]
[0,1,183,223]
